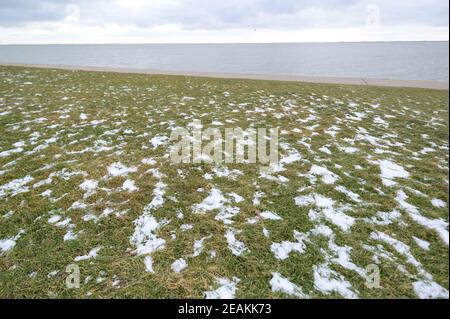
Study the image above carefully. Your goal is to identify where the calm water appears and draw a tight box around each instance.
[0,42,448,81]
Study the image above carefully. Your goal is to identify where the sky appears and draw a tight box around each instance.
[0,0,448,44]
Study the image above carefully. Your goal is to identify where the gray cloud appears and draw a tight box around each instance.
[0,0,68,26]
[0,0,448,30]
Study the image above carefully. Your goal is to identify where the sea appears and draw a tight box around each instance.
[0,42,448,82]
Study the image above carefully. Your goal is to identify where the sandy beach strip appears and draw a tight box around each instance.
[1,62,448,90]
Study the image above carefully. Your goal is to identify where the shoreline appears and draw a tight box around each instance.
[1,62,448,90]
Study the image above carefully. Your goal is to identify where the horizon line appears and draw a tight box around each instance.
[1,40,449,46]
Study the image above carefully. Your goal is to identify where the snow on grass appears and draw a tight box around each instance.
[0,175,34,198]
[192,187,243,224]
[180,224,193,231]
[209,166,243,180]
[315,204,354,233]
[107,162,137,177]
[144,181,167,211]
[252,191,264,206]
[0,230,25,255]
[204,277,240,299]
[413,236,431,251]
[364,209,403,226]
[0,146,24,158]
[150,135,169,149]
[370,231,438,283]
[309,165,339,185]
[335,186,362,203]
[131,215,169,256]
[63,230,78,242]
[70,200,87,210]
[260,211,283,220]
[141,158,157,165]
[122,179,138,192]
[79,179,98,197]
[192,236,210,257]
[33,169,87,188]
[129,170,170,257]
[1,66,449,299]
[397,190,449,245]
[192,188,227,213]
[319,146,332,155]
[259,168,289,184]
[294,194,315,207]
[144,256,154,273]
[412,280,449,299]
[313,264,358,299]
[395,190,419,214]
[340,146,360,154]
[295,193,355,232]
[2,211,14,219]
[378,160,409,187]
[171,258,188,273]
[225,228,248,256]
[270,272,309,298]
[325,240,366,277]
[74,246,102,262]
[271,236,306,260]
[279,148,302,165]
[431,198,447,208]
[48,214,62,224]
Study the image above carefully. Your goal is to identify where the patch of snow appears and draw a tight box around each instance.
[270,272,309,298]
[150,135,169,149]
[122,179,138,192]
[413,280,449,299]
[309,165,339,185]
[131,215,169,255]
[144,256,154,273]
[0,175,34,198]
[319,146,332,155]
[192,236,210,257]
[260,211,283,220]
[192,188,227,213]
[0,230,25,255]
[335,186,361,203]
[144,181,167,211]
[64,230,78,241]
[313,264,358,299]
[271,239,305,260]
[205,277,240,299]
[378,160,409,187]
[365,209,403,226]
[171,258,187,273]
[107,162,137,177]
[370,231,433,280]
[141,158,157,165]
[397,190,449,245]
[225,228,247,256]
[431,198,447,208]
[180,224,193,231]
[48,215,62,224]
[413,236,430,251]
[74,247,101,262]
[294,194,315,207]
[79,179,98,197]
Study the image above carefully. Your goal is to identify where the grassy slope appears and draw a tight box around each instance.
[0,65,448,298]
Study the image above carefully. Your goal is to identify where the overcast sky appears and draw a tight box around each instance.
[0,0,448,44]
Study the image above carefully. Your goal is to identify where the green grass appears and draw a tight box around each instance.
[0,65,448,299]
